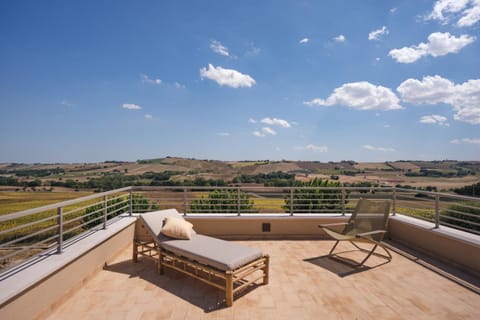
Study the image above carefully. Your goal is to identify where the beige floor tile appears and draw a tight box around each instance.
[44,240,480,320]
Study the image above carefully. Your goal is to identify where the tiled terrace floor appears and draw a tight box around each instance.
[46,240,480,320]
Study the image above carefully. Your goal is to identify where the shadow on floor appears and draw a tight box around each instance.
[384,241,480,294]
[303,247,391,277]
[304,254,371,277]
[103,258,260,312]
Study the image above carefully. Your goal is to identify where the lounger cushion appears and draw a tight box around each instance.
[139,209,263,271]
[161,234,263,271]
[140,209,186,242]
[161,216,194,240]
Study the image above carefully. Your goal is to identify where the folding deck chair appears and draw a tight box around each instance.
[319,199,392,266]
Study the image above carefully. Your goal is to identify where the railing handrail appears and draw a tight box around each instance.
[395,187,478,201]
[2,185,478,223]
[0,186,132,222]
[131,185,394,191]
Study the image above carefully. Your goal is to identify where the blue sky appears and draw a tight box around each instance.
[1,0,479,163]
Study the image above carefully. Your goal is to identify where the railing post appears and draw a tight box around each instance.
[290,187,294,216]
[183,188,187,216]
[129,188,133,216]
[103,195,107,229]
[392,187,397,216]
[341,187,346,216]
[237,187,241,216]
[434,194,440,228]
[57,207,63,254]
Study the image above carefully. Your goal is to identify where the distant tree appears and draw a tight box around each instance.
[83,196,127,229]
[27,179,42,188]
[284,178,344,213]
[83,194,158,228]
[0,176,20,186]
[440,201,480,233]
[346,181,376,194]
[453,183,480,197]
[232,171,295,186]
[131,193,159,213]
[189,189,257,213]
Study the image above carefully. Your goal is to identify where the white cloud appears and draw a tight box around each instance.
[450,138,480,144]
[216,132,230,136]
[299,38,310,44]
[252,127,277,137]
[210,40,230,57]
[389,32,475,63]
[60,99,74,108]
[174,82,185,89]
[389,47,426,64]
[295,144,329,152]
[427,0,480,27]
[397,75,480,124]
[261,127,276,135]
[390,7,398,14]
[428,0,470,21]
[384,124,391,128]
[333,34,346,42]
[458,1,480,26]
[245,43,261,56]
[200,64,256,88]
[419,115,449,126]
[397,75,453,104]
[363,145,396,152]
[141,74,162,85]
[122,103,142,110]
[260,117,291,128]
[304,81,403,111]
[252,131,263,137]
[144,114,153,119]
[248,118,257,124]
[368,26,389,41]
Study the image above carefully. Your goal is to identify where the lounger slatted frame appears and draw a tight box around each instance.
[133,217,269,307]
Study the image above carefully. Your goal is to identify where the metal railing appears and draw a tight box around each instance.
[393,188,480,232]
[0,187,131,272]
[130,185,395,215]
[0,185,479,273]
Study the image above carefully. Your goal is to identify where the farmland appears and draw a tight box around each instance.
[0,158,479,215]
[0,191,92,215]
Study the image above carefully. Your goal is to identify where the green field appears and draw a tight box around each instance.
[251,198,285,212]
[0,191,92,215]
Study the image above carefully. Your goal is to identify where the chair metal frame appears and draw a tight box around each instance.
[319,199,392,266]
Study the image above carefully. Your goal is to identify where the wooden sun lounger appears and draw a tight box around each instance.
[132,209,269,307]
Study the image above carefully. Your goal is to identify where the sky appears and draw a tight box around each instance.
[0,0,479,163]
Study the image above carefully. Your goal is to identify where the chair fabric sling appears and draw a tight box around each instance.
[319,199,392,266]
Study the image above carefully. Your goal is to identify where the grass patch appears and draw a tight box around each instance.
[0,191,92,215]
[251,198,285,212]
[0,191,125,246]
[395,206,434,221]
[230,161,269,168]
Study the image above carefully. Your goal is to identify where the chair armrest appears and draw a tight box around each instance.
[357,230,387,237]
[318,222,348,228]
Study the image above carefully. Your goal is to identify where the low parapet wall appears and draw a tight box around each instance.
[0,216,136,320]
[388,215,480,278]
[186,215,349,240]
